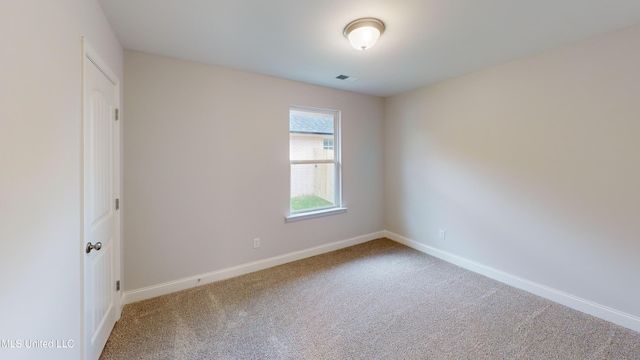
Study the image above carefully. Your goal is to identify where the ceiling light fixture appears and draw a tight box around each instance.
[343,18,385,51]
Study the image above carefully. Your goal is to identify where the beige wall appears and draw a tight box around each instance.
[123,51,384,291]
[385,24,640,321]
[0,1,123,359]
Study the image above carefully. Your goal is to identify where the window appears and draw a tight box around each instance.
[323,138,334,150]
[286,106,345,222]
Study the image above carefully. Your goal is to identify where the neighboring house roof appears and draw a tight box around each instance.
[290,113,334,135]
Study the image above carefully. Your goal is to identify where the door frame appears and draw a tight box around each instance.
[80,37,122,359]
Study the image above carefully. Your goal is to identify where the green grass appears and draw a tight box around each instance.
[291,195,333,211]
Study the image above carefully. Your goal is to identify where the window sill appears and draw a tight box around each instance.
[285,207,347,223]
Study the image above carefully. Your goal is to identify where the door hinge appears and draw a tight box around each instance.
[116,280,120,291]
[115,198,120,210]
[115,108,119,121]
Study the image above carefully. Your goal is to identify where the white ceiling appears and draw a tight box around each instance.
[98,0,640,97]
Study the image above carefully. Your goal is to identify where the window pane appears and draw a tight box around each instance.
[290,163,335,212]
[290,112,334,161]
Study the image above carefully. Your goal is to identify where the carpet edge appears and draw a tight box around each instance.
[384,230,640,333]
[122,231,385,304]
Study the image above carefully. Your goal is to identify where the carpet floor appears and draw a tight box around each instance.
[100,238,640,359]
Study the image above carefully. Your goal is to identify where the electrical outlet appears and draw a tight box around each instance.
[439,230,446,240]
[253,238,260,249]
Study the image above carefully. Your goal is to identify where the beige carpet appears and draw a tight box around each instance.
[100,238,640,359]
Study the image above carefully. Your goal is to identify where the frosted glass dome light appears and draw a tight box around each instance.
[343,18,385,51]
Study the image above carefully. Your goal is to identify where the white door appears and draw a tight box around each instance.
[83,41,120,360]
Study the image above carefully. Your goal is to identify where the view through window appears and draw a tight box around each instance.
[289,106,341,215]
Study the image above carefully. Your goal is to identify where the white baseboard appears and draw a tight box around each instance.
[384,230,640,333]
[122,231,385,305]
[116,293,125,320]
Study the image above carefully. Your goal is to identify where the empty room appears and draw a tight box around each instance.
[2,0,640,359]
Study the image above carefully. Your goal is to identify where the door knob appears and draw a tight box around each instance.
[86,242,102,254]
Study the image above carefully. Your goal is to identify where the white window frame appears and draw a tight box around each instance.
[286,106,346,223]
